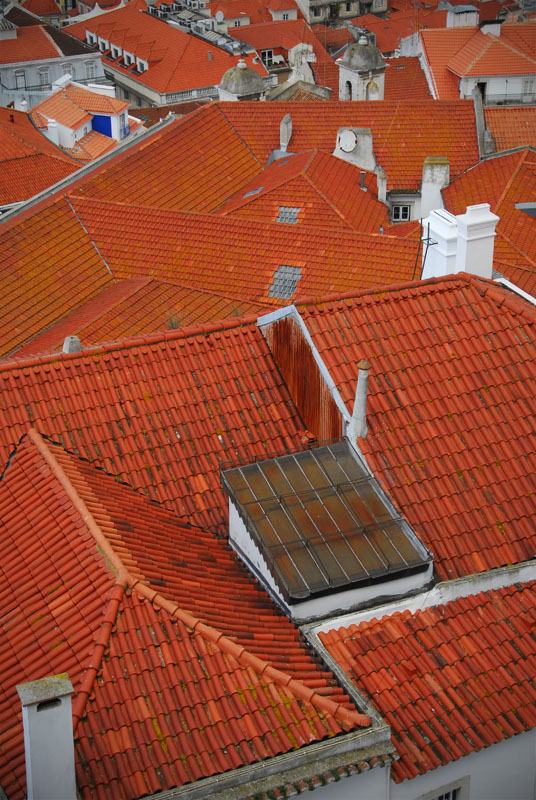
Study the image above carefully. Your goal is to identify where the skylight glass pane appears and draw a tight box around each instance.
[268,265,302,299]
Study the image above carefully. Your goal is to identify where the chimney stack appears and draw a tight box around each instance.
[62,335,81,353]
[16,674,76,800]
[280,113,292,152]
[347,360,370,441]
[360,170,366,191]
[421,204,498,280]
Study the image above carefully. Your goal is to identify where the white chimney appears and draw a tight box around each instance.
[421,209,458,279]
[455,203,499,279]
[63,335,81,353]
[16,674,76,800]
[347,360,370,441]
[420,156,449,218]
[46,119,59,146]
[280,113,292,152]
[480,19,502,36]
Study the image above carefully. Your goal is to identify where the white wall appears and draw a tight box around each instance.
[0,53,104,109]
[306,764,389,799]
[391,730,536,800]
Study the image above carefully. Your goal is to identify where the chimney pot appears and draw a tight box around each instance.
[347,360,371,442]
[360,170,366,190]
[17,674,76,800]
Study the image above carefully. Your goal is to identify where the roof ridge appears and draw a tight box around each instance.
[0,312,262,371]
[131,579,371,729]
[491,30,536,66]
[26,429,130,730]
[25,429,370,731]
[40,21,64,57]
[493,147,531,214]
[303,157,354,230]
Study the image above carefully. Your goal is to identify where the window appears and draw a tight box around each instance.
[261,49,274,67]
[345,1,351,9]
[85,60,96,79]
[61,63,72,77]
[282,11,289,18]
[277,206,300,224]
[414,776,469,800]
[392,204,410,222]
[268,265,302,299]
[313,5,321,14]
[523,78,534,99]
[233,19,241,25]
[86,31,97,45]
[123,52,134,66]
[110,45,122,59]
[14,70,26,89]
[38,68,50,88]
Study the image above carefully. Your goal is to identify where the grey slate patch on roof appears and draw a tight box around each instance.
[268,265,302,299]
[276,206,300,224]
[244,186,264,198]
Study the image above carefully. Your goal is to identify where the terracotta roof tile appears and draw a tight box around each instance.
[419,27,476,98]
[33,89,92,130]
[11,278,269,359]
[352,8,448,54]
[230,18,331,63]
[21,0,60,16]
[66,7,268,95]
[0,23,62,63]
[0,196,113,358]
[320,581,536,780]
[297,275,536,581]
[207,0,300,22]
[484,106,536,152]
[216,100,479,190]
[384,57,432,101]
[0,432,368,799]
[63,129,117,162]
[0,153,79,205]
[72,195,418,300]
[217,150,389,232]
[447,29,536,77]
[0,320,309,531]
[74,105,264,213]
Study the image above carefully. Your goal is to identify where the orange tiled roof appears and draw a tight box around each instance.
[217,149,390,232]
[0,319,311,530]
[66,7,267,94]
[297,274,536,581]
[230,18,331,63]
[384,57,432,101]
[0,23,61,64]
[443,148,536,294]
[447,29,536,77]
[12,278,269,358]
[352,8,448,54]
[33,88,92,130]
[73,105,264,212]
[216,100,479,190]
[320,581,536,781]
[484,105,536,152]
[419,27,476,98]
[64,82,129,114]
[207,0,299,22]
[64,129,117,162]
[0,431,368,800]
[0,196,114,359]
[311,23,354,53]
[71,195,419,302]
[22,0,60,15]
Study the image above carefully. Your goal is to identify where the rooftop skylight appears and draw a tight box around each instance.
[268,265,302,299]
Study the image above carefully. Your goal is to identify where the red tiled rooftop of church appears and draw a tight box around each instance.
[320,581,536,781]
[296,274,536,581]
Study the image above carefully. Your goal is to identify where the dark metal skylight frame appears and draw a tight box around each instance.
[223,441,431,603]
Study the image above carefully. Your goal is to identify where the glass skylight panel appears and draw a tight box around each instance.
[276,206,300,224]
[268,265,302,299]
[223,441,431,603]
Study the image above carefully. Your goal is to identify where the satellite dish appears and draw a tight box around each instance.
[215,10,224,22]
[339,129,357,153]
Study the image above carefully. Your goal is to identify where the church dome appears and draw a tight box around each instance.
[219,58,265,96]
[339,35,385,72]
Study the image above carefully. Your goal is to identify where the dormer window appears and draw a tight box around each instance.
[86,31,97,46]
[123,51,134,66]
[136,58,148,72]
[110,44,122,59]
[98,37,109,52]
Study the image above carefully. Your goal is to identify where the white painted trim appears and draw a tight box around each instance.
[310,558,536,635]
[495,277,536,307]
